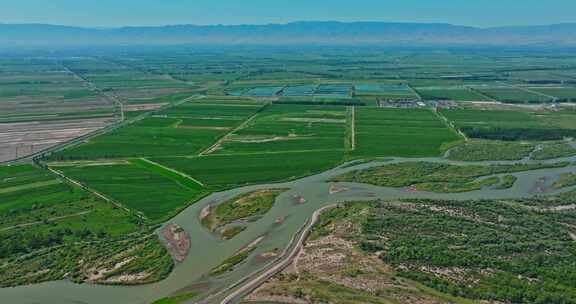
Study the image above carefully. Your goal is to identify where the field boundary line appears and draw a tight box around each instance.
[2,231,156,267]
[192,149,345,158]
[497,81,558,102]
[136,158,206,187]
[406,83,423,100]
[47,167,147,221]
[432,108,468,141]
[465,86,499,102]
[199,102,271,156]
[99,57,197,86]
[0,179,61,194]
[61,62,125,122]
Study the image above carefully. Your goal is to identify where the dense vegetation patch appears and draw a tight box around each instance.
[552,172,576,189]
[531,143,576,160]
[0,165,173,288]
[332,161,565,193]
[460,126,576,141]
[443,108,576,141]
[201,189,286,235]
[1,232,173,287]
[448,141,534,161]
[312,198,576,303]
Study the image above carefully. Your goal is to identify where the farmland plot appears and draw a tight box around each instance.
[352,108,462,158]
[210,104,348,155]
[61,58,194,103]
[52,101,264,159]
[0,59,118,162]
[152,150,344,188]
[355,83,417,99]
[529,87,576,101]
[416,86,491,101]
[441,108,576,141]
[474,86,552,103]
[57,161,207,222]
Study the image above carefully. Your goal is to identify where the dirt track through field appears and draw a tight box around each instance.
[138,158,205,187]
[47,167,146,221]
[0,210,92,232]
[497,81,558,101]
[199,103,270,156]
[0,179,61,194]
[434,108,468,141]
[61,63,125,121]
[350,106,356,151]
[465,86,499,102]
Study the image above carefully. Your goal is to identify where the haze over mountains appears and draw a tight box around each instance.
[1,21,575,47]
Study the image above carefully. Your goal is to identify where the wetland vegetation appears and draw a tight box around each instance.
[251,197,576,304]
[448,141,535,161]
[331,161,568,193]
[201,189,286,237]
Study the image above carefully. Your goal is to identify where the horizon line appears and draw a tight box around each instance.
[2,20,576,30]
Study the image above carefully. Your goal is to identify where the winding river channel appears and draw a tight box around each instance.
[2,155,576,304]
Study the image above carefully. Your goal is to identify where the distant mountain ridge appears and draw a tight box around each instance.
[1,21,575,46]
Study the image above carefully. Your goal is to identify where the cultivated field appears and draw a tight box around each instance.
[54,160,207,222]
[50,99,265,160]
[441,107,576,141]
[352,107,462,158]
[210,104,348,155]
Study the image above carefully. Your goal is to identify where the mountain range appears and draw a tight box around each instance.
[1,21,575,47]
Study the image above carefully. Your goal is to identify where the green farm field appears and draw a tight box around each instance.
[50,101,265,160]
[351,107,463,158]
[442,108,576,141]
[529,87,576,101]
[152,150,344,188]
[416,87,492,101]
[212,104,348,155]
[474,87,552,103]
[55,161,208,222]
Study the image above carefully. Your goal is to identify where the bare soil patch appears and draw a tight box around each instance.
[161,223,191,263]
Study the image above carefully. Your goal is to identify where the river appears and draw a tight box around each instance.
[1,156,575,304]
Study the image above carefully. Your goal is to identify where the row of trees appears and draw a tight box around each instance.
[0,228,106,259]
[461,127,576,141]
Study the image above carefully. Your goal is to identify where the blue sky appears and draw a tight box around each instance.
[1,0,575,27]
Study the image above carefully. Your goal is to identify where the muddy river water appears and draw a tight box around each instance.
[1,156,576,304]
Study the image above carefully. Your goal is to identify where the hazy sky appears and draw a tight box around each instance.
[1,0,575,27]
